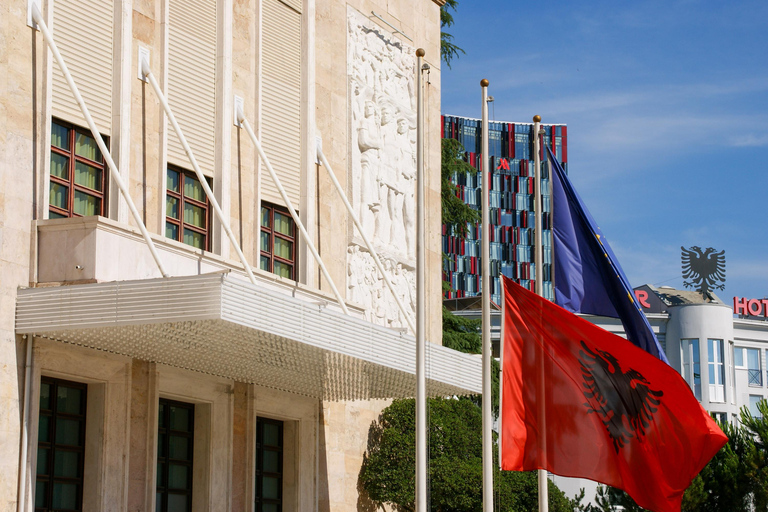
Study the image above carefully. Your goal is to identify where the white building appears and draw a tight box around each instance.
[1,0,482,510]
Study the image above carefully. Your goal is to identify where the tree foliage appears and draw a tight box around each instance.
[441,306,499,417]
[584,400,768,512]
[440,0,465,68]
[359,397,576,512]
[441,138,479,238]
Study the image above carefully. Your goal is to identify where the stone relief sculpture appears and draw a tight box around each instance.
[347,8,417,329]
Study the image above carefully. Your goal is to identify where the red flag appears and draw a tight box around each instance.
[500,276,727,512]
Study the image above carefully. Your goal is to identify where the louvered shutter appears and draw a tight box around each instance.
[261,0,302,206]
[51,0,113,134]
[167,0,217,175]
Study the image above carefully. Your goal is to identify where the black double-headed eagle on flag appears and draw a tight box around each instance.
[579,341,664,453]
[681,246,726,295]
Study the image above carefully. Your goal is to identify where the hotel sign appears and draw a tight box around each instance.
[733,297,768,317]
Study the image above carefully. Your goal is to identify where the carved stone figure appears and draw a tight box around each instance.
[347,7,417,328]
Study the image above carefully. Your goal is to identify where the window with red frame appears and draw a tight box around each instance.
[260,203,296,280]
[166,168,211,251]
[49,120,108,218]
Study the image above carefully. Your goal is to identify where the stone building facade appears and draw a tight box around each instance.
[1,0,479,510]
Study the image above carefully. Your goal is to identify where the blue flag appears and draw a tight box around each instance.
[547,147,668,363]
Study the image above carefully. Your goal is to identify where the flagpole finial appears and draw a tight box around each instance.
[533,115,541,123]
[416,48,425,57]
[480,79,489,87]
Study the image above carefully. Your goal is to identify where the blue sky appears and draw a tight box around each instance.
[440,0,768,306]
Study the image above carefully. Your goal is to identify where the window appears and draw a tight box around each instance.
[166,168,211,250]
[36,377,88,511]
[734,347,746,368]
[711,412,727,425]
[735,347,762,385]
[747,348,763,386]
[681,339,701,401]
[156,399,194,512]
[749,395,764,419]
[49,120,107,218]
[260,203,297,279]
[708,339,725,402]
[256,418,283,512]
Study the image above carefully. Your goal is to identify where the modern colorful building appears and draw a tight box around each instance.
[441,115,567,305]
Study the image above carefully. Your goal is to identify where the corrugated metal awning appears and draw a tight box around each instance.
[15,273,481,400]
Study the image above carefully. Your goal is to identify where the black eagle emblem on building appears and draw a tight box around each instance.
[681,246,726,295]
[579,341,664,453]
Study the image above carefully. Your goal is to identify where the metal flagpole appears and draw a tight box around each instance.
[480,79,494,512]
[533,114,549,512]
[415,47,427,512]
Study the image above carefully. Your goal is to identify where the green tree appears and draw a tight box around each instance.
[441,138,479,238]
[440,0,465,68]
[359,397,576,512]
[441,306,499,417]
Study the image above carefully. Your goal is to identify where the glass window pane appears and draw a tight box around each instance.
[262,450,279,473]
[183,229,205,249]
[49,210,67,219]
[73,191,100,216]
[168,464,190,489]
[35,480,47,508]
[274,212,292,236]
[747,348,760,370]
[260,255,270,272]
[37,447,49,475]
[166,222,179,241]
[262,504,278,512]
[274,261,292,279]
[262,476,280,499]
[55,418,81,446]
[183,175,204,202]
[183,203,205,229]
[52,482,78,509]
[735,347,744,367]
[74,161,102,190]
[169,436,190,460]
[50,153,69,179]
[169,406,191,432]
[263,423,280,446]
[51,123,70,150]
[56,386,83,415]
[38,415,50,442]
[50,182,69,210]
[166,196,179,219]
[40,383,51,410]
[167,169,180,193]
[53,450,80,478]
[74,132,101,162]
[157,462,164,486]
[260,231,271,253]
[167,493,188,512]
[158,433,167,457]
[274,238,292,260]
[261,207,270,228]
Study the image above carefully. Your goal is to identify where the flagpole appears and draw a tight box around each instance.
[415,47,427,512]
[533,114,549,512]
[480,79,494,512]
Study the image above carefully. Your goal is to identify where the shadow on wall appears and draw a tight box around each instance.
[357,419,383,512]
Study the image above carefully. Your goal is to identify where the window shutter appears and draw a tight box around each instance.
[51,0,113,134]
[167,0,217,175]
[261,0,302,207]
